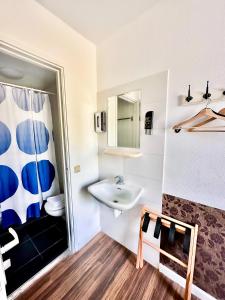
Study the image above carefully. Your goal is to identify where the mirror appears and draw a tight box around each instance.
[108,90,141,148]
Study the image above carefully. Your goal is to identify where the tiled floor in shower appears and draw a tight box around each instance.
[0,213,68,295]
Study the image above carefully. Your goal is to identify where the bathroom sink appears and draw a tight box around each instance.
[88,179,143,211]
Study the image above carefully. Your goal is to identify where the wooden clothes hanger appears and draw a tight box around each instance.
[187,108,225,132]
[173,107,225,133]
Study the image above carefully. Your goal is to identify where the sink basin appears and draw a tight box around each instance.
[88,179,143,211]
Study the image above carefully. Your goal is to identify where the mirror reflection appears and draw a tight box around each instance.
[108,90,141,148]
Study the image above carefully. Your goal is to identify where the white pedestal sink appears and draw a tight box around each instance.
[88,179,143,212]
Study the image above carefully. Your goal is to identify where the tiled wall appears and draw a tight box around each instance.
[161,194,225,300]
[97,71,168,268]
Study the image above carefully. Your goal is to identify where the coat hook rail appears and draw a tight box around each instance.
[180,81,225,106]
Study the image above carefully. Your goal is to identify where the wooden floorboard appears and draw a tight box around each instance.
[16,232,198,300]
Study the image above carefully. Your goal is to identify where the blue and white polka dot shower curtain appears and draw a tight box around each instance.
[0,84,59,229]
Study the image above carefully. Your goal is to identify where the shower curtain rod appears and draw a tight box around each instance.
[0,81,56,95]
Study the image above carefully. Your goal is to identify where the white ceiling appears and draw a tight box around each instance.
[35,0,158,44]
[0,51,56,91]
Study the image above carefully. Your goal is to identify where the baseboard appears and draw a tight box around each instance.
[159,264,216,300]
[77,225,101,251]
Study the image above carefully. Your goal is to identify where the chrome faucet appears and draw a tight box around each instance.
[114,175,124,185]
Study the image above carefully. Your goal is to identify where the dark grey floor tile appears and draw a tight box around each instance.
[4,239,39,272]
[32,225,64,253]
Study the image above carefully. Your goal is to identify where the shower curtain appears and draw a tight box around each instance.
[0,84,59,229]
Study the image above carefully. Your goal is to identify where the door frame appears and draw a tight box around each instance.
[0,251,7,300]
[0,40,75,251]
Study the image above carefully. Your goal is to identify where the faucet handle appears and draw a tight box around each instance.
[114,175,124,184]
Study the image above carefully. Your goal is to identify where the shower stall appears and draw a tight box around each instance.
[0,41,73,297]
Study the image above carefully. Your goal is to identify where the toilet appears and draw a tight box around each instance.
[44,194,65,217]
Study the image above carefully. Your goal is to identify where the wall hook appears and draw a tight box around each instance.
[185,85,193,102]
[203,81,211,99]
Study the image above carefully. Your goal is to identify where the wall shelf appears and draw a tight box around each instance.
[103,148,142,158]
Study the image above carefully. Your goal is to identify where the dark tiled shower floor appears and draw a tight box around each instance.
[0,214,68,295]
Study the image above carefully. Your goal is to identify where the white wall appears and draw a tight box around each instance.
[97,0,225,211]
[0,0,100,250]
[97,72,168,268]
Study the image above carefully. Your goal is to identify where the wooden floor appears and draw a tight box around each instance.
[16,233,196,300]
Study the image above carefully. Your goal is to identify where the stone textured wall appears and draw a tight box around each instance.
[161,194,225,299]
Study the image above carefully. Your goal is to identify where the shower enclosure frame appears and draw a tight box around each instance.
[0,40,75,289]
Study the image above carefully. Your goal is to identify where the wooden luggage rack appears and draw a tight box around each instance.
[136,207,198,300]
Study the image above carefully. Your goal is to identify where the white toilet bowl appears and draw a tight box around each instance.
[44,202,65,217]
[44,194,65,217]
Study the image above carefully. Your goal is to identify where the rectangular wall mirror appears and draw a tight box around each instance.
[107,90,141,148]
